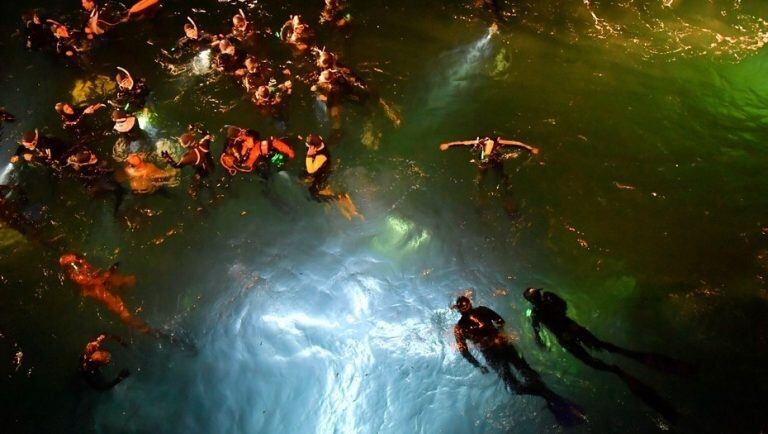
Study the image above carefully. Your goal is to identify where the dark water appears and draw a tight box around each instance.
[2,0,768,433]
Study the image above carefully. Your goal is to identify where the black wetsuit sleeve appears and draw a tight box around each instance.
[455,325,482,369]
[531,309,545,347]
[477,306,505,328]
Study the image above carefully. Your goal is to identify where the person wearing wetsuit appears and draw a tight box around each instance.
[114,68,148,111]
[440,136,539,170]
[523,288,690,423]
[212,39,242,75]
[55,102,106,141]
[162,127,214,197]
[79,334,130,391]
[320,0,351,27]
[11,130,70,171]
[24,12,55,50]
[453,296,586,426]
[304,134,332,201]
[280,15,313,52]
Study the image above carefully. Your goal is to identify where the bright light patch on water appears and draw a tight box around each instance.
[0,163,14,185]
[192,49,212,75]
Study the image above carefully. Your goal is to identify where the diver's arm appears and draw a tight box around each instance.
[305,154,328,174]
[271,138,295,159]
[439,140,477,151]
[454,325,488,373]
[497,138,539,155]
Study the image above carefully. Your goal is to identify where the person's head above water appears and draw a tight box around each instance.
[112,110,136,132]
[306,134,325,150]
[244,56,258,71]
[255,86,271,99]
[317,51,336,69]
[20,130,39,149]
[232,13,246,29]
[523,287,542,304]
[55,102,75,116]
[183,23,198,40]
[179,132,196,148]
[126,154,144,168]
[453,296,472,313]
[82,0,97,12]
[116,67,135,91]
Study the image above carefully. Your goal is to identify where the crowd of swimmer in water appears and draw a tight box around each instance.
[0,0,697,428]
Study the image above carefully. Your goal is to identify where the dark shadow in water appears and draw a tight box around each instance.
[454,298,587,427]
[524,288,697,423]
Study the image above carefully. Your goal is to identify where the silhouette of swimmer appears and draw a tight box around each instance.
[453,296,586,426]
[60,253,150,333]
[523,288,693,423]
[79,334,130,391]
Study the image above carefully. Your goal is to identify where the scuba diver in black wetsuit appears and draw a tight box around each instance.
[440,136,539,171]
[453,296,586,426]
[79,334,130,391]
[114,67,149,112]
[11,130,70,171]
[54,102,106,140]
[523,288,694,423]
[161,126,215,197]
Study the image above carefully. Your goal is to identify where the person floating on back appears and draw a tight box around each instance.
[523,287,695,423]
[453,296,586,427]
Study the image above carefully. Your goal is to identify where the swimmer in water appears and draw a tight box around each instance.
[60,253,150,333]
[252,81,293,109]
[55,102,106,134]
[79,334,131,391]
[114,67,149,111]
[453,296,586,426]
[47,20,86,58]
[440,136,539,170]
[280,15,313,52]
[320,0,351,27]
[302,134,362,219]
[119,153,178,194]
[523,288,692,422]
[212,39,242,75]
[10,130,70,171]
[177,16,213,49]
[229,10,257,44]
[161,126,214,197]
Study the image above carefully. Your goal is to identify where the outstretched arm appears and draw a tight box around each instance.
[440,140,477,151]
[271,139,295,159]
[455,325,488,373]
[497,138,539,154]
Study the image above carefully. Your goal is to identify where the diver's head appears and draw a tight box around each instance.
[256,86,270,99]
[244,56,258,71]
[55,102,74,116]
[226,126,242,139]
[52,24,70,39]
[183,23,198,39]
[523,287,542,304]
[232,14,246,28]
[319,69,333,83]
[21,130,39,149]
[318,51,335,69]
[82,0,97,12]
[218,39,235,55]
[116,68,134,90]
[112,110,136,133]
[126,154,143,168]
[179,132,196,148]
[245,129,261,141]
[306,134,324,150]
[89,349,112,365]
[453,296,472,313]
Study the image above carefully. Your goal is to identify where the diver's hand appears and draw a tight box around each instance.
[439,143,449,151]
[10,156,19,164]
[531,147,540,155]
